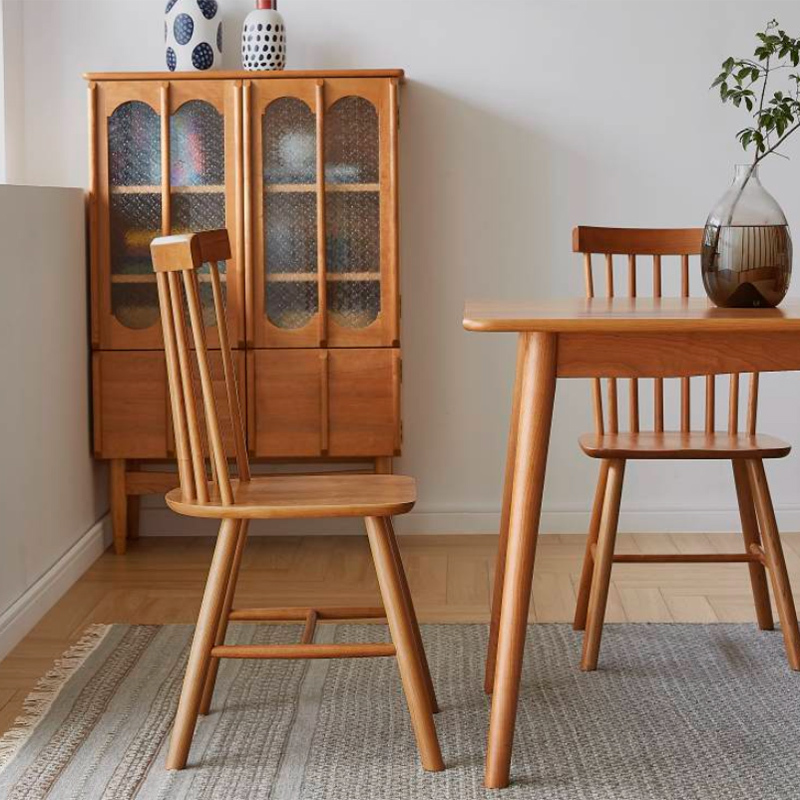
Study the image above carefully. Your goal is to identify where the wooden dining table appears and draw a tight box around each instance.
[463,297,800,789]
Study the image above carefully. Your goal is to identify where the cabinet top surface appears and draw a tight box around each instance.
[84,69,405,82]
[463,298,800,333]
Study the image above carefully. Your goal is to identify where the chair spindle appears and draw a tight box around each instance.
[157,271,196,501]
[183,269,234,506]
[729,373,740,434]
[605,253,619,433]
[627,254,639,432]
[652,255,664,431]
[747,373,759,436]
[168,270,209,504]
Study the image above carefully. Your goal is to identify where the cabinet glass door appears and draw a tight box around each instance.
[251,80,322,347]
[324,79,397,347]
[97,81,241,349]
[251,78,398,348]
[170,81,242,347]
[98,83,165,349]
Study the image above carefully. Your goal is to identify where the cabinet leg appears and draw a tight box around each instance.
[375,456,393,475]
[110,458,128,555]
[127,495,141,541]
[127,460,140,540]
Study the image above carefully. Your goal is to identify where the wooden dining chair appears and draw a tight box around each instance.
[149,229,443,772]
[571,225,800,672]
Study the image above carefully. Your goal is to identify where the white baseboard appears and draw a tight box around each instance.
[0,515,112,662]
[139,505,800,536]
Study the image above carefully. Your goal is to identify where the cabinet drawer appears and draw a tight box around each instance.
[249,348,400,458]
[328,349,400,456]
[93,351,169,458]
[93,350,245,459]
[249,350,325,457]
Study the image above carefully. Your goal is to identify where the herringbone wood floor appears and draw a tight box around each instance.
[2,532,800,736]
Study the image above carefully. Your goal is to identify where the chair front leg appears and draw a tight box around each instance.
[574,460,610,631]
[746,460,800,670]
[167,517,241,770]
[199,519,249,716]
[581,459,625,672]
[365,516,444,772]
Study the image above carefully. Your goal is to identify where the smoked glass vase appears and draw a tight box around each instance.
[702,164,792,307]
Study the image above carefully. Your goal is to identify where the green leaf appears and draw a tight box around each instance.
[745,96,754,111]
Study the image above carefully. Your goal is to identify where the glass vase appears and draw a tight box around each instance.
[701,164,792,307]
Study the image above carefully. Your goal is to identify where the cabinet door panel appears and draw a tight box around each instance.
[250,81,323,348]
[93,351,169,458]
[97,83,165,350]
[323,80,398,348]
[328,349,400,456]
[170,81,244,348]
[250,349,323,457]
[95,81,241,350]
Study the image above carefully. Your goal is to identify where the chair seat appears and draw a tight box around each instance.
[165,473,416,520]
[578,431,791,460]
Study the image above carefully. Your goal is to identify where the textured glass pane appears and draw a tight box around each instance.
[171,192,225,232]
[324,96,379,184]
[170,100,225,187]
[263,98,316,184]
[108,102,161,186]
[170,102,227,327]
[111,284,161,330]
[325,192,380,274]
[265,192,317,273]
[265,190,318,329]
[327,280,380,328]
[267,282,318,330]
[110,194,162,276]
[108,101,162,330]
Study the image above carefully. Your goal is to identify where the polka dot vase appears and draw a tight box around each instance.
[242,0,286,71]
[165,0,223,72]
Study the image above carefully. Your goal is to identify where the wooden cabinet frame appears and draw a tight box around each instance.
[86,70,405,553]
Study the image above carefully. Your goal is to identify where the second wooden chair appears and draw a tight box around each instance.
[150,229,443,772]
[571,226,800,672]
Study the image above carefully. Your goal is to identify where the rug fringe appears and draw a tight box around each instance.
[0,624,111,772]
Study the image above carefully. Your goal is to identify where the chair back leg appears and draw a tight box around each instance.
[746,459,800,670]
[365,516,444,771]
[581,459,626,671]
[732,460,774,630]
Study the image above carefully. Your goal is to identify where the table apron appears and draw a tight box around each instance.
[556,330,800,378]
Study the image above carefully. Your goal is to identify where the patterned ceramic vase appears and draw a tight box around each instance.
[242,0,287,71]
[165,0,223,72]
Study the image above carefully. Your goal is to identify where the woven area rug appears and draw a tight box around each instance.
[0,623,798,799]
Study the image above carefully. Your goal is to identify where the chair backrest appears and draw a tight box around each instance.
[573,226,760,437]
[151,229,250,505]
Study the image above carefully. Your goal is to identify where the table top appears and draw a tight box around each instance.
[463,298,800,334]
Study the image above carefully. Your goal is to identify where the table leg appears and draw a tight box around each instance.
[485,334,528,695]
[485,332,558,789]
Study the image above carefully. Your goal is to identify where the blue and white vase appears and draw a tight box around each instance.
[242,0,287,71]
[165,0,223,72]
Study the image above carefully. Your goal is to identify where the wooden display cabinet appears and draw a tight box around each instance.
[86,70,404,553]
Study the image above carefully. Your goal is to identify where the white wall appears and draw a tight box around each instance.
[14,1,800,534]
[0,185,108,659]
